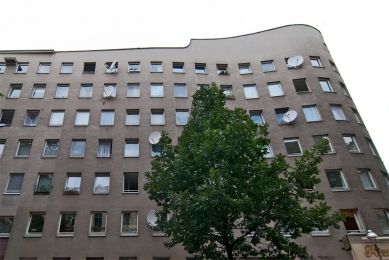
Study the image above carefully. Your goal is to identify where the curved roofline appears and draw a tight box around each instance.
[0,24,320,54]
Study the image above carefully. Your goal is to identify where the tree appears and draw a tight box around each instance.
[144,83,344,260]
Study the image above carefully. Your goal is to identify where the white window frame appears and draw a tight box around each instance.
[0,216,14,237]
[325,170,349,191]
[330,105,346,121]
[217,64,229,75]
[367,139,377,156]
[249,111,264,125]
[16,140,32,157]
[105,62,118,73]
[267,82,284,97]
[302,106,321,122]
[124,140,139,157]
[284,139,303,156]
[37,63,51,74]
[26,212,45,237]
[31,85,45,98]
[264,144,274,158]
[172,63,185,73]
[15,64,28,73]
[57,212,76,236]
[64,174,81,193]
[0,64,6,74]
[128,62,140,73]
[5,173,24,194]
[310,57,322,67]
[174,84,187,98]
[319,79,333,92]
[34,174,52,194]
[221,85,233,98]
[127,83,140,97]
[126,110,140,125]
[79,85,93,98]
[261,61,275,72]
[100,110,115,126]
[195,63,207,74]
[0,140,5,158]
[42,140,59,157]
[339,209,366,235]
[60,63,73,73]
[150,83,164,97]
[330,61,339,72]
[176,110,189,125]
[358,169,377,190]
[243,85,259,99]
[75,111,90,126]
[150,62,163,73]
[374,209,389,234]
[93,174,110,194]
[352,109,362,124]
[83,62,96,73]
[7,85,22,98]
[238,63,251,74]
[121,212,138,236]
[151,110,165,125]
[24,110,40,126]
[313,135,334,153]
[55,85,69,98]
[293,78,310,93]
[70,140,86,157]
[89,212,107,236]
[49,111,65,126]
[343,135,360,153]
[123,172,139,193]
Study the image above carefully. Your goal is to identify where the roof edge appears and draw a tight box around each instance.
[0,49,55,54]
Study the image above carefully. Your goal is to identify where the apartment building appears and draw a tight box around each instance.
[0,24,388,260]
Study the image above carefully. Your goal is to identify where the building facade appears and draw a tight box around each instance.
[0,25,388,260]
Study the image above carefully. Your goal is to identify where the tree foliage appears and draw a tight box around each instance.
[144,83,344,260]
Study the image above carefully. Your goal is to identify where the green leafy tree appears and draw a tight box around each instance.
[144,83,344,260]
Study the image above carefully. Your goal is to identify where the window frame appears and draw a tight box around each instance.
[174,84,187,98]
[330,105,346,121]
[126,109,140,125]
[49,111,65,126]
[267,82,284,97]
[34,173,52,194]
[367,139,378,156]
[75,110,90,126]
[15,63,28,74]
[57,212,76,236]
[261,61,276,72]
[124,140,139,157]
[93,174,110,194]
[79,84,93,98]
[55,85,69,98]
[0,110,15,126]
[292,78,310,93]
[0,63,6,73]
[121,212,138,236]
[249,110,264,125]
[123,172,139,193]
[352,109,363,124]
[302,106,321,122]
[319,79,333,92]
[31,84,46,98]
[89,212,107,236]
[0,140,5,158]
[5,173,24,194]
[0,216,14,237]
[150,62,163,73]
[343,135,361,153]
[37,63,51,74]
[330,60,339,73]
[339,209,365,235]
[60,63,73,74]
[64,174,81,193]
[83,62,96,73]
[16,140,32,158]
[238,63,252,74]
[151,109,165,125]
[374,209,389,234]
[150,83,164,97]
[70,140,86,157]
[216,64,229,75]
[7,84,22,98]
[176,110,189,125]
[42,140,59,158]
[195,63,207,74]
[26,212,45,237]
[97,140,112,158]
[127,83,140,97]
[243,85,259,99]
[100,110,115,126]
[172,62,185,73]
[325,170,349,191]
[128,62,140,73]
[313,135,334,153]
[358,169,378,190]
[310,57,323,67]
[284,139,303,156]
[24,110,40,126]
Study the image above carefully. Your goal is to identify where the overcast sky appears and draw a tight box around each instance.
[2,0,389,169]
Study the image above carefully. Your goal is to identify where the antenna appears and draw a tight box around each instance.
[283,110,298,123]
[287,55,304,68]
[149,131,162,144]
[147,209,158,228]
[104,86,115,98]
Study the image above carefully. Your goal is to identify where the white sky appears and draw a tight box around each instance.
[2,0,389,169]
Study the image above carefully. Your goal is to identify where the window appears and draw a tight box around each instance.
[0,63,6,73]
[0,140,4,158]
[123,172,139,193]
[24,110,40,126]
[339,209,365,234]
[100,110,115,126]
[302,106,321,122]
[221,85,234,99]
[217,64,229,75]
[172,62,184,73]
[38,63,51,73]
[89,212,107,235]
[103,84,116,98]
[292,78,310,93]
[151,83,164,97]
[34,174,52,194]
[94,174,110,194]
[105,61,118,73]
[126,110,140,125]
[16,140,32,157]
[267,82,284,97]
[0,217,14,236]
[195,63,207,74]
[264,144,273,158]
[383,172,389,188]
[330,61,339,72]
[83,62,96,73]
[375,209,389,234]
[7,84,22,98]
[261,61,275,72]
[70,140,86,157]
[43,140,59,157]
[151,109,165,125]
[79,85,93,98]
[330,105,346,120]
[0,110,15,126]
[97,140,112,157]
[5,173,24,194]
[124,140,139,157]
[128,62,140,73]
[340,82,350,97]
[284,139,303,156]
[55,85,69,98]
[31,85,45,98]
[150,62,162,72]
[358,170,377,190]
[176,110,189,125]
[310,57,322,67]
[352,109,362,124]
[174,84,187,97]
[127,83,140,97]
[75,110,90,126]
[60,63,73,73]
[15,64,28,73]
[326,170,348,191]
[343,136,360,152]
[319,79,333,92]
[311,228,330,237]
[239,63,251,74]
[152,144,161,157]
[243,85,258,99]
[249,111,264,125]
[275,109,290,125]
[313,135,334,153]
[197,84,209,90]
[64,174,81,193]
[121,212,138,235]
[26,213,45,236]
[58,212,76,235]
[367,139,378,156]
[49,111,65,126]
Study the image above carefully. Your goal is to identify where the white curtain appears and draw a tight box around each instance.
[127,84,140,97]
[125,143,139,157]
[151,113,164,125]
[126,113,139,125]
[97,141,111,157]
[24,111,39,126]
[101,112,114,125]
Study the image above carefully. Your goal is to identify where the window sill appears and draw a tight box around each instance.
[0,235,10,238]
[335,119,348,122]
[296,91,312,95]
[151,124,165,126]
[100,125,114,127]
[5,97,19,99]
[312,66,325,68]
[174,96,188,98]
[34,192,51,195]
[218,74,230,76]
[120,233,138,237]
[331,189,350,192]
[59,72,72,74]
[88,234,106,237]
[270,95,285,98]
[14,156,30,159]
[14,72,27,74]
[306,120,323,123]
[349,152,364,154]
[37,73,49,74]
[347,232,366,236]
[63,191,80,195]
[23,125,37,127]
[150,71,163,73]
[3,192,20,195]
[128,71,140,73]
[48,125,63,127]
[240,72,253,75]
[122,191,139,194]
[93,192,109,195]
[30,97,44,99]
[74,125,89,127]
[287,154,303,157]
[152,233,168,237]
[24,234,42,238]
[78,97,92,99]
[96,156,112,158]
[311,233,331,237]
[263,70,277,73]
[173,72,185,74]
[245,97,260,100]
[195,72,207,75]
[126,96,140,98]
[364,189,381,192]
[41,156,57,159]
[69,156,85,159]
[82,72,95,74]
[56,234,74,237]
[323,91,336,93]
[125,124,140,126]
[124,156,139,158]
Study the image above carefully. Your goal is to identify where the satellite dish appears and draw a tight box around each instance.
[109,60,117,71]
[283,110,298,123]
[287,55,304,68]
[104,86,115,97]
[149,131,161,144]
[147,209,158,227]
[0,124,6,127]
